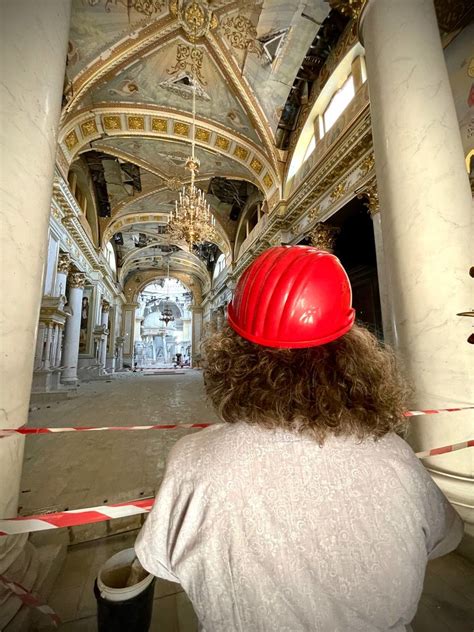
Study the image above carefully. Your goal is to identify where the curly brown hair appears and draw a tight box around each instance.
[202,323,410,443]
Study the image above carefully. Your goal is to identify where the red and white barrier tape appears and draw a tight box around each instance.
[414,438,474,459]
[0,439,472,536]
[0,574,61,627]
[1,406,472,437]
[0,498,154,536]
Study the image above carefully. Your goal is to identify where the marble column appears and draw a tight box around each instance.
[0,0,72,627]
[361,0,473,531]
[191,307,204,367]
[55,253,71,297]
[61,272,86,385]
[100,301,110,370]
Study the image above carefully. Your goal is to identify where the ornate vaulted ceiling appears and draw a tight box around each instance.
[60,0,330,293]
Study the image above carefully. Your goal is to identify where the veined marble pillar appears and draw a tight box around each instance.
[191,307,204,367]
[0,0,71,626]
[61,272,86,385]
[55,253,71,298]
[361,0,473,531]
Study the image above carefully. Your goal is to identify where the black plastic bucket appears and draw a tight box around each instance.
[93,548,155,632]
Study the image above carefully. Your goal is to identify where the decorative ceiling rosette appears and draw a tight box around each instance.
[170,0,218,40]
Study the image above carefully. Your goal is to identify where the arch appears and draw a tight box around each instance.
[58,106,279,201]
[125,270,203,306]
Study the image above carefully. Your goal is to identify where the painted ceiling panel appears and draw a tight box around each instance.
[68,0,168,78]
[79,38,260,142]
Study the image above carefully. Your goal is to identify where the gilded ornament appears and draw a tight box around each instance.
[167,44,206,85]
[65,130,79,151]
[221,15,260,54]
[195,127,210,142]
[57,254,71,274]
[309,223,340,252]
[69,272,86,289]
[87,0,164,14]
[102,301,111,313]
[128,116,145,130]
[215,136,230,151]
[152,117,168,132]
[308,204,322,220]
[80,119,98,137]
[167,176,183,191]
[250,158,263,174]
[103,115,122,130]
[359,153,375,176]
[263,173,274,189]
[184,1,205,29]
[174,121,190,136]
[330,181,347,202]
[357,180,380,216]
[233,145,249,161]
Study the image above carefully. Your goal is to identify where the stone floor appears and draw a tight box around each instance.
[21,371,474,631]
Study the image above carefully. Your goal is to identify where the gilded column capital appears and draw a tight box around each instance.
[309,223,340,253]
[69,272,86,289]
[357,179,380,216]
[101,301,111,313]
[57,253,71,274]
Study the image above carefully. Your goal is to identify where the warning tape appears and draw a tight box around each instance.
[0,423,212,436]
[1,406,472,437]
[0,498,153,536]
[0,574,61,627]
[414,439,474,459]
[0,439,473,537]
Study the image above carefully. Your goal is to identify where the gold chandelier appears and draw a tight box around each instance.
[167,26,217,248]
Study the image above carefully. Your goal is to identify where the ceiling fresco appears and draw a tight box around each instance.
[67,0,168,78]
[80,38,260,143]
[63,0,330,288]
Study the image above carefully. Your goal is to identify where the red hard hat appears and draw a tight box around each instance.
[227,246,355,348]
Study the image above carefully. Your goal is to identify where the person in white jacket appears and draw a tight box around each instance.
[136,246,463,632]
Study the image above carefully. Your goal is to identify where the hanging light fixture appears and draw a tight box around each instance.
[167,23,217,248]
[159,258,175,327]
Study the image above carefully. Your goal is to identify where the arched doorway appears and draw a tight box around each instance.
[135,279,193,368]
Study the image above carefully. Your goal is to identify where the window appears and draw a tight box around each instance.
[303,136,316,162]
[104,241,116,273]
[323,75,355,134]
[213,253,226,279]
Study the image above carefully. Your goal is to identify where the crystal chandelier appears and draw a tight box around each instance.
[159,300,175,326]
[167,26,217,247]
[159,259,175,326]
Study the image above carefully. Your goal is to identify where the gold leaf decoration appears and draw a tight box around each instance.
[103,115,122,130]
[215,136,230,151]
[152,117,168,132]
[80,119,98,137]
[174,121,190,136]
[250,158,263,174]
[263,173,274,189]
[167,44,206,85]
[233,145,249,161]
[128,116,145,130]
[222,15,261,54]
[195,127,210,142]
[65,130,79,150]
